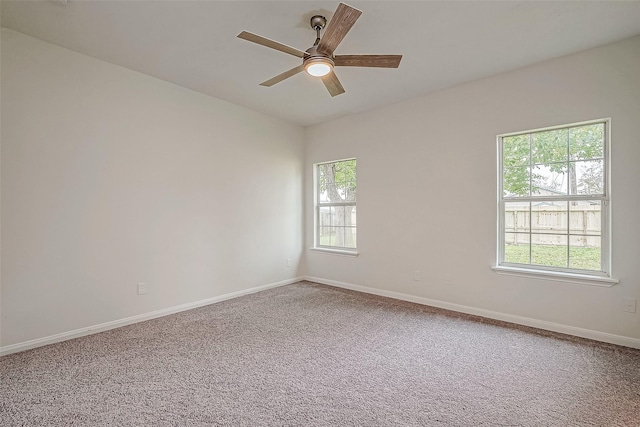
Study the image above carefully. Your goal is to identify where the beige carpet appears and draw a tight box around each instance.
[1,281,639,426]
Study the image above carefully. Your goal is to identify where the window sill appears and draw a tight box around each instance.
[310,247,359,257]
[492,265,618,287]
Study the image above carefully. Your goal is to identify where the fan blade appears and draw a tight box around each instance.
[321,71,345,97]
[238,31,306,58]
[317,3,362,55]
[334,55,402,68]
[260,65,305,87]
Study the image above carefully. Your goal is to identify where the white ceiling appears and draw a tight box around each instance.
[3,1,640,127]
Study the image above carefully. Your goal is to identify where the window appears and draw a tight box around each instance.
[315,159,357,252]
[497,119,611,279]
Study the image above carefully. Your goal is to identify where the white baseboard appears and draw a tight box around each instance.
[5,276,637,356]
[304,276,640,350]
[0,277,303,357]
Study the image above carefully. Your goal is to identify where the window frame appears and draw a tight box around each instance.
[313,158,358,256]
[495,118,616,285]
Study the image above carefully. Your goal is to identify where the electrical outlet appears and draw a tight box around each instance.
[137,282,148,295]
[413,270,421,281]
[622,297,637,313]
[286,258,291,267]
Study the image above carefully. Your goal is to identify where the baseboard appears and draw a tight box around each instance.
[304,276,640,350]
[5,276,637,356]
[0,277,303,357]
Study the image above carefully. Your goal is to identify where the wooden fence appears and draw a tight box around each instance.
[505,204,600,247]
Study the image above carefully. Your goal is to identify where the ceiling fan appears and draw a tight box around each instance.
[237,2,402,97]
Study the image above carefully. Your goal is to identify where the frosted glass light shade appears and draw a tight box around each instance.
[306,61,332,77]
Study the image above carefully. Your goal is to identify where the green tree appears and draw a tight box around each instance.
[503,133,539,197]
[569,124,604,195]
[503,123,604,197]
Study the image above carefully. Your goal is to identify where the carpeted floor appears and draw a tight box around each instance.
[1,281,639,426]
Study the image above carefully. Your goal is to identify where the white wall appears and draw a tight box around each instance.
[2,28,639,352]
[305,36,640,344]
[1,29,304,347]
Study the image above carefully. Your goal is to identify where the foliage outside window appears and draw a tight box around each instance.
[498,119,610,276]
[315,159,356,250]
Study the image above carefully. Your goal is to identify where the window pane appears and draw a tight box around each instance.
[569,201,601,235]
[344,227,357,249]
[333,167,346,184]
[569,235,601,271]
[318,164,329,188]
[531,163,568,195]
[344,206,356,227]
[532,202,568,234]
[503,166,530,197]
[334,205,345,228]
[319,184,334,203]
[334,159,356,182]
[319,226,331,246]
[504,233,530,264]
[332,227,344,247]
[318,207,331,227]
[572,160,604,195]
[332,206,341,227]
[505,202,530,233]
[532,235,568,268]
[317,163,328,179]
[532,129,567,164]
[342,184,356,202]
[570,123,604,160]
[503,134,530,167]
[322,227,336,246]
[318,164,326,202]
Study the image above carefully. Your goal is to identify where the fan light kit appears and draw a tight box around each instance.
[238,3,402,97]
[305,59,333,77]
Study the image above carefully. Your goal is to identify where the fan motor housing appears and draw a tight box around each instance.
[305,45,333,61]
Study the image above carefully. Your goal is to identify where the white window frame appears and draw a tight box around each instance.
[493,118,617,286]
[312,158,358,257]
